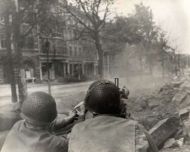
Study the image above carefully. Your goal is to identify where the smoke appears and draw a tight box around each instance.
[104,45,170,96]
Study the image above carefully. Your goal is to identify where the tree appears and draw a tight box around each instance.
[13,0,59,99]
[154,32,169,78]
[12,0,56,102]
[0,0,59,102]
[0,0,18,102]
[103,16,142,52]
[103,3,174,77]
[103,14,151,76]
[60,0,113,78]
[132,3,160,74]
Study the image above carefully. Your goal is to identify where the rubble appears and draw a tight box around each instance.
[149,116,180,148]
[163,138,178,149]
[172,90,187,108]
[137,116,181,151]
[179,106,190,120]
[176,138,184,147]
[153,80,190,151]
[161,145,190,152]
[180,80,190,91]
[127,80,190,151]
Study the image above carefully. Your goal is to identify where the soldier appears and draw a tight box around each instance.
[69,80,159,152]
[1,91,76,152]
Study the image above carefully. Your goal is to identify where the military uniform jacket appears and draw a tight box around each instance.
[1,120,68,152]
[69,115,148,152]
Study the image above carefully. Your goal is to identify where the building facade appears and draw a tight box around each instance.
[0,5,98,83]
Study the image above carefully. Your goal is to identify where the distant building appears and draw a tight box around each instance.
[0,3,98,83]
[104,42,190,78]
[103,43,147,78]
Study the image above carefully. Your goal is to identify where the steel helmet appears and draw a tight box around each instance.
[85,80,121,115]
[21,92,57,126]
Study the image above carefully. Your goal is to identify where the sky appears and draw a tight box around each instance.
[113,0,190,54]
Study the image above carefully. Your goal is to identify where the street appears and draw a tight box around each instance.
[0,81,92,114]
[0,76,166,113]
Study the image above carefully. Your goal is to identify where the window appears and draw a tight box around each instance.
[69,46,72,56]
[41,40,51,53]
[74,47,77,56]
[69,30,73,38]
[1,39,6,48]
[25,37,34,49]
[79,48,82,56]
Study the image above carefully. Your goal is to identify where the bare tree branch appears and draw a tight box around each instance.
[62,3,93,32]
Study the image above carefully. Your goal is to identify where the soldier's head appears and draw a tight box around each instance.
[21,91,57,127]
[84,80,122,115]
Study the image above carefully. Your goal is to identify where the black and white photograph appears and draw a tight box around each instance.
[0,0,190,151]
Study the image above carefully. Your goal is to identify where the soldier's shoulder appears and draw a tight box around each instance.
[47,134,68,150]
[70,118,94,134]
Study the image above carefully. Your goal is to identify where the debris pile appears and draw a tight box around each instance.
[127,81,180,129]
[128,80,190,151]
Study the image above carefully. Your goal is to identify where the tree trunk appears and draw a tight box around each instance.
[17,69,27,103]
[94,33,104,79]
[5,13,18,102]
[13,4,27,103]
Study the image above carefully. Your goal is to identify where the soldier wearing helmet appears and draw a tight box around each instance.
[1,91,76,152]
[69,80,158,152]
